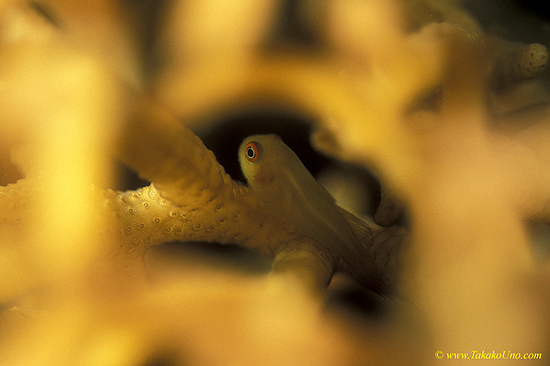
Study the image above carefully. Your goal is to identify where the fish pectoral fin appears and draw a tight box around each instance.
[336,207,389,292]
[337,207,374,247]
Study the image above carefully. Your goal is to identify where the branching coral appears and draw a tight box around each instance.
[1,0,550,365]
[106,97,403,291]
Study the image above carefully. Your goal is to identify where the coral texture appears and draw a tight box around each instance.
[0,0,549,365]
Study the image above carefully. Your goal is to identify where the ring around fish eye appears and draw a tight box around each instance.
[245,141,261,162]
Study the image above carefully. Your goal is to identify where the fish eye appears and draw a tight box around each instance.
[245,141,261,162]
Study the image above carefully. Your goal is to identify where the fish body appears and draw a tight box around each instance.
[238,134,373,276]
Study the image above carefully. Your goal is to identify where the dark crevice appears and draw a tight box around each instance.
[29,1,61,28]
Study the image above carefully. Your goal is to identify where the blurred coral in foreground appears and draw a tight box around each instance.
[0,0,549,365]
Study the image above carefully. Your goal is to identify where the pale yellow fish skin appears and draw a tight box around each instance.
[238,134,372,275]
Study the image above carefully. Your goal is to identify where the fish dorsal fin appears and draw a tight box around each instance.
[337,207,374,246]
